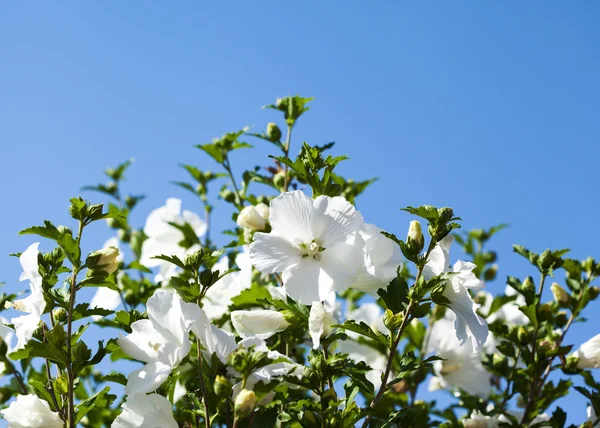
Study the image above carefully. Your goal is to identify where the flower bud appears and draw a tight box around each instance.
[517,326,532,345]
[407,221,424,252]
[551,282,569,305]
[273,172,286,190]
[266,122,282,142]
[483,264,498,282]
[117,229,131,243]
[124,289,136,305]
[231,310,290,339]
[234,389,256,418]
[53,308,67,322]
[590,286,600,300]
[383,309,403,331]
[522,277,535,294]
[555,311,568,327]
[214,375,231,398]
[236,206,267,232]
[220,188,236,203]
[254,203,270,222]
[86,247,120,274]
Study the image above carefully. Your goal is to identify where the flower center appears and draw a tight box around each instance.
[301,240,325,260]
[148,341,162,352]
[440,362,462,375]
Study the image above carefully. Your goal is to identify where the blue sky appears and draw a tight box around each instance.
[1,1,599,424]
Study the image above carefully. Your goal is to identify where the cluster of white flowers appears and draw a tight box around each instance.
[3,190,600,427]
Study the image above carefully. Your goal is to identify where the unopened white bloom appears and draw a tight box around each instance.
[111,393,177,428]
[0,394,62,428]
[90,238,124,318]
[309,301,336,349]
[118,289,199,394]
[462,410,499,427]
[428,314,491,398]
[255,203,269,220]
[140,198,206,282]
[423,236,488,352]
[88,246,120,274]
[407,220,424,248]
[249,191,365,304]
[231,310,290,340]
[572,334,600,368]
[234,389,257,417]
[497,411,550,426]
[351,224,402,294]
[237,204,269,231]
[10,243,45,351]
[551,282,569,304]
[203,249,252,320]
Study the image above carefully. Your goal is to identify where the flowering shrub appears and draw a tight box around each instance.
[0,96,599,427]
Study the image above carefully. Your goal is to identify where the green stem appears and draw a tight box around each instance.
[224,155,243,208]
[66,221,84,428]
[282,125,293,192]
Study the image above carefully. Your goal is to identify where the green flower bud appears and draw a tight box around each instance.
[220,189,236,203]
[383,309,403,331]
[483,264,498,281]
[555,311,568,327]
[214,375,231,398]
[538,303,553,322]
[522,277,535,294]
[117,229,131,243]
[105,218,118,228]
[53,308,67,322]
[551,282,570,305]
[124,289,136,305]
[234,389,256,418]
[518,326,532,345]
[589,286,600,300]
[273,171,286,189]
[266,122,282,142]
[407,220,424,252]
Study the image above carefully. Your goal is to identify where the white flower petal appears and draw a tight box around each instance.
[112,393,178,428]
[282,260,322,304]
[268,190,314,242]
[118,319,163,364]
[125,361,173,396]
[311,195,364,248]
[249,233,301,274]
[19,242,42,287]
[12,313,41,351]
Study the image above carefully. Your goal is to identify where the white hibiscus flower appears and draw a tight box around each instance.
[249,191,365,304]
[0,394,62,428]
[118,289,199,395]
[427,313,491,398]
[8,243,45,351]
[111,393,177,428]
[140,198,207,283]
[423,236,488,352]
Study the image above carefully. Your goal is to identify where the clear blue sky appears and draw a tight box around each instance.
[1,1,599,424]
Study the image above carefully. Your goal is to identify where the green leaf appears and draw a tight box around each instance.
[334,320,388,347]
[99,372,127,386]
[75,386,116,424]
[377,276,409,314]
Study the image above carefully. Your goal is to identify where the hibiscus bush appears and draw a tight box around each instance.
[1,96,599,428]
